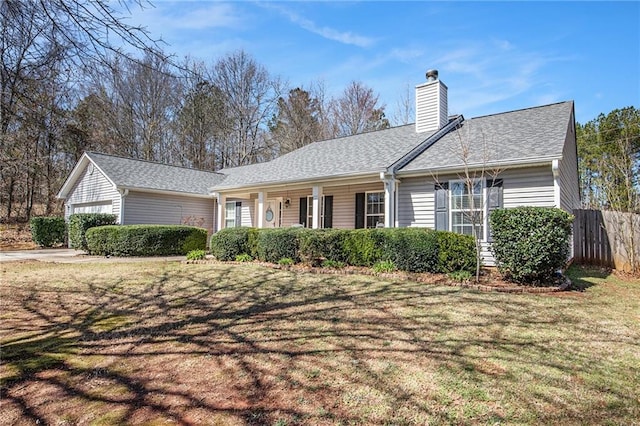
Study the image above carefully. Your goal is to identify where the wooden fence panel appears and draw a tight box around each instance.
[573,209,639,272]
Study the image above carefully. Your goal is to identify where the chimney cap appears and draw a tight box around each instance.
[426,69,438,82]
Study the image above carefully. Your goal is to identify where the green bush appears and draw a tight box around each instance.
[86,225,207,256]
[322,259,346,269]
[373,259,397,274]
[379,228,439,273]
[235,253,253,262]
[298,229,348,265]
[256,228,301,263]
[489,207,574,284]
[342,229,384,267]
[30,216,66,247]
[435,231,477,274]
[186,249,207,260]
[68,213,117,251]
[277,257,294,266]
[209,227,253,261]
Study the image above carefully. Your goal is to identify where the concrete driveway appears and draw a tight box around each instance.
[0,249,184,263]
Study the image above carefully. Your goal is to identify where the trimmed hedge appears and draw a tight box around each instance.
[30,216,66,247]
[209,226,477,274]
[209,227,254,261]
[489,207,573,284]
[435,231,477,274]
[256,228,302,263]
[86,225,207,256]
[68,213,117,250]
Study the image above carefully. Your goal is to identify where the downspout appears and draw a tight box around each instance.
[119,188,129,224]
[552,159,561,209]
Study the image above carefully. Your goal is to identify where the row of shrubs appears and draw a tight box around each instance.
[209,227,477,274]
[30,213,207,256]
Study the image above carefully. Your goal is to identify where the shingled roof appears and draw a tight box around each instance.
[58,152,225,198]
[398,101,574,173]
[215,124,434,190]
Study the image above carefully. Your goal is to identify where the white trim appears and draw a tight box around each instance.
[365,190,385,229]
[257,192,265,229]
[552,159,561,208]
[311,186,322,229]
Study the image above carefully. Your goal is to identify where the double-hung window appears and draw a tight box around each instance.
[225,201,240,228]
[450,180,484,237]
[365,191,385,228]
[435,179,503,240]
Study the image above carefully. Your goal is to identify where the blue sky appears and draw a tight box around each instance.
[125,1,639,124]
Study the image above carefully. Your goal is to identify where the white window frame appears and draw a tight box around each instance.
[449,179,487,240]
[365,191,385,229]
[225,201,237,228]
[306,195,325,228]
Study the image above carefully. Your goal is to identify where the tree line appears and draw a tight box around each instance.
[1,1,637,222]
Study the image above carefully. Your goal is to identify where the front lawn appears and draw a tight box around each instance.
[1,261,638,425]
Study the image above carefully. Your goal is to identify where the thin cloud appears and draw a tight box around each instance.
[269,4,376,48]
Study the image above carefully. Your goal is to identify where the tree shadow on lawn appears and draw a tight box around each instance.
[1,262,638,425]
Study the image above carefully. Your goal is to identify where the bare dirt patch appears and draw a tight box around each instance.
[0,223,38,251]
[1,262,638,425]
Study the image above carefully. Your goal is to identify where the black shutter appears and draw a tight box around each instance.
[299,197,307,227]
[487,179,503,241]
[323,195,333,228]
[435,183,448,231]
[235,201,242,227]
[355,193,365,229]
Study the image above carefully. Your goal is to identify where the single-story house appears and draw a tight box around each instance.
[58,70,580,263]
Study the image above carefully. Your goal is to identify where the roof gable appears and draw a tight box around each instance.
[399,101,574,173]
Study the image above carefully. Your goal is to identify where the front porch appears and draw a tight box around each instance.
[213,175,398,231]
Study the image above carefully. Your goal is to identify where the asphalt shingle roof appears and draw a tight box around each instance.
[399,101,574,172]
[87,152,226,195]
[216,124,434,189]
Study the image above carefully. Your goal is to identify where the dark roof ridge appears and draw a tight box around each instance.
[85,151,224,175]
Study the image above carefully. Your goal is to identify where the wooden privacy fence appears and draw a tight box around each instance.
[573,209,640,273]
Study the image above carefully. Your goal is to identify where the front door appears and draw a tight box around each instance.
[262,199,281,228]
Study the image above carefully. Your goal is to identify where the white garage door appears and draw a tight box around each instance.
[72,201,112,214]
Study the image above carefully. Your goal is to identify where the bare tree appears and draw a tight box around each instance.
[391,83,415,126]
[269,87,322,155]
[332,81,389,136]
[212,50,283,167]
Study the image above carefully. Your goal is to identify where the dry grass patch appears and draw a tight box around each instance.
[1,261,639,425]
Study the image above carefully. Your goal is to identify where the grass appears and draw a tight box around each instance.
[1,261,639,425]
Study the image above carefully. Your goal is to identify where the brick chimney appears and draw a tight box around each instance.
[415,69,448,133]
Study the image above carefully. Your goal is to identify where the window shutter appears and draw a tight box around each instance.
[323,195,333,228]
[487,179,503,241]
[299,197,307,227]
[435,183,448,231]
[355,193,365,229]
[235,202,242,227]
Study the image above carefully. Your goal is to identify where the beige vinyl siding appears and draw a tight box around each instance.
[558,124,581,212]
[240,201,254,227]
[397,176,435,228]
[66,165,120,221]
[269,182,384,229]
[502,166,555,208]
[123,191,215,234]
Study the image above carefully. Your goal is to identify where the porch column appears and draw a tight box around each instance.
[215,193,226,231]
[312,186,323,229]
[382,173,396,228]
[257,191,265,228]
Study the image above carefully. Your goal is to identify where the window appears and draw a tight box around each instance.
[225,201,239,228]
[450,180,483,237]
[435,179,503,240]
[365,192,385,228]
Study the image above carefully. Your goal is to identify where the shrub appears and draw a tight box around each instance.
[68,213,117,251]
[235,253,253,262]
[322,259,346,269]
[256,228,301,263]
[186,249,207,261]
[490,207,574,284]
[342,229,383,267]
[379,228,439,273]
[86,225,207,256]
[435,231,477,274]
[30,216,66,247]
[277,257,294,266]
[298,229,348,265]
[448,270,473,282]
[373,260,396,274]
[209,227,253,261]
